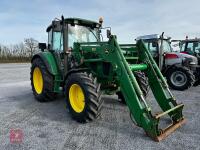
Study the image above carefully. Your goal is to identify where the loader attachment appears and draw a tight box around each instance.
[120,40,186,141]
[74,35,186,141]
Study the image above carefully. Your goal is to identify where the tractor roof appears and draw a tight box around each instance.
[46,17,100,32]
[181,38,200,42]
[136,34,171,41]
[171,38,200,43]
[65,18,100,25]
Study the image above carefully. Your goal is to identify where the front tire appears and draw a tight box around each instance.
[193,79,200,86]
[166,66,195,90]
[65,72,103,123]
[193,69,200,86]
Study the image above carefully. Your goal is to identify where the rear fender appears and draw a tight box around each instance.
[31,52,59,76]
[162,64,181,75]
[64,68,89,81]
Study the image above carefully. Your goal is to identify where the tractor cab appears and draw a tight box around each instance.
[179,38,200,61]
[136,34,173,69]
[38,18,103,74]
[44,18,101,53]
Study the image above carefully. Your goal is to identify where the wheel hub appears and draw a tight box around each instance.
[170,71,187,87]
[33,67,43,94]
[69,84,85,113]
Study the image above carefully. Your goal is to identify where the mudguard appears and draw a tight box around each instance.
[31,52,60,76]
[162,64,181,75]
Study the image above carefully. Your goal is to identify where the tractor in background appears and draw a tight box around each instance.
[172,37,200,85]
[136,33,198,90]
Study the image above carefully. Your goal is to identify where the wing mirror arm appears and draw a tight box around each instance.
[106,29,111,38]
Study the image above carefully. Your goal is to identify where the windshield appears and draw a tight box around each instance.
[162,40,172,52]
[181,42,200,54]
[180,43,185,52]
[68,24,99,47]
[144,41,158,52]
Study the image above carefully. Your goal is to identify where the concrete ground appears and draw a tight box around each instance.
[0,63,199,150]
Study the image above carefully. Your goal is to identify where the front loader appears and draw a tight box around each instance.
[30,17,186,141]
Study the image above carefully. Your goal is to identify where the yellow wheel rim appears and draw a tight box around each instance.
[33,67,43,94]
[69,84,85,113]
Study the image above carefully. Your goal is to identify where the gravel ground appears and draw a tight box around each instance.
[0,63,199,150]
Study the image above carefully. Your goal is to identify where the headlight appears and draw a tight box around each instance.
[189,62,196,65]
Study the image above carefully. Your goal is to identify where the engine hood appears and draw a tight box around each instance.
[174,52,198,64]
[164,52,198,66]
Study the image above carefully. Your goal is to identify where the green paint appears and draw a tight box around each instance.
[37,52,62,92]
[33,17,185,140]
[40,52,59,75]
[129,64,147,71]
[73,36,185,139]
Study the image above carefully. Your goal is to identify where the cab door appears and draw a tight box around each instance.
[48,21,64,72]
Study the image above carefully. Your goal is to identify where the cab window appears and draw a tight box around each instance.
[48,29,52,48]
[194,42,200,53]
[144,41,158,52]
[52,32,63,51]
[180,43,185,52]
[68,24,98,48]
[162,40,172,53]
[186,43,194,55]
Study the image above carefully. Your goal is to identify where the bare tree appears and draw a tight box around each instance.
[0,45,2,57]
[0,38,39,63]
[24,38,39,58]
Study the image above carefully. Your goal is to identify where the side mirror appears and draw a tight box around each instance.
[106,29,111,38]
[38,43,46,51]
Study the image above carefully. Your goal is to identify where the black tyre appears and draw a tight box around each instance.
[65,72,103,123]
[193,69,200,86]
[117,71,149,104]
[30,58,56,102]
[193,79,200,86]
[166,66,195,90]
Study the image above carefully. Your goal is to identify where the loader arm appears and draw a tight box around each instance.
[73,35,186,141]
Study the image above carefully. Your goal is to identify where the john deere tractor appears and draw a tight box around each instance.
[31,17,186,141]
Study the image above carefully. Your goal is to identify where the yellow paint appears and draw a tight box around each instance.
[33,67,43,94]
[69,84,85,113]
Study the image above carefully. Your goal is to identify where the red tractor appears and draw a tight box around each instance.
[136,33,198,90]
[172,37,200,85]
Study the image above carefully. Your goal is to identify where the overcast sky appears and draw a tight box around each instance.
[0,0,199,45]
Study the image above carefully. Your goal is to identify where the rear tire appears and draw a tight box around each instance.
[65,72,103,123]
[117,71,149,104]
[30,58,56,102]
[193,70,200,86]
[166,66,195,90]
[193,80,200,86]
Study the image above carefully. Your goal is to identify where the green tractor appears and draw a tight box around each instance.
[31,16,186,141]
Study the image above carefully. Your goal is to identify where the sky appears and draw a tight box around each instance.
[0,0,200,45]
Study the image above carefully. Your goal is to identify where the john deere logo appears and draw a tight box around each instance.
[92,48,96,51]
